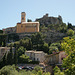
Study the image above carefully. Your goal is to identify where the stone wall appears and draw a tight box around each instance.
[3,27,16,34]
[36,14,62,26]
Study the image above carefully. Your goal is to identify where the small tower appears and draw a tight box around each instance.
[21,12,26,22]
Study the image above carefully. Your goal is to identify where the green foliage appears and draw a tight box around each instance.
[27,19,32,22]
[49,46,58,54]
[0,65,51,75]
[18,39,32,50]
[50,43,61,49]
[63,52,75,75]
[31,32,44,49]
[0,65,18,75]
[14,47,18,66]
[53,66,61,73]
[61,37,75,75]
[34,66,42,72]
[19,70,33,75]
[45,23,67,33]
[67,29,74,36]
[19,54,31,63]
[61,37,75,54]
[6,46,14,65]
[49,43,60,54]
[0,53,7,69]
[0,30,3,34]
[68,23,73,29]
[53,66,65,75]
[42,43,49,53]
[0,34,7,46]
[17,46,26,57]
[8,33,19,42]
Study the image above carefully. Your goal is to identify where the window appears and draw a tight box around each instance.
[34,58,35,61]
[61,58,64,60]
[37,58,39,61]
[22,18,24,20]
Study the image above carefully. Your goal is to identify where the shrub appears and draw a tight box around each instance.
[67,29,74,36]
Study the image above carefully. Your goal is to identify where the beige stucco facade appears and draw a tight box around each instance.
[3,12,39,34]
[16,12,39,33]
[16,22,39,33]
[25,51,46,63]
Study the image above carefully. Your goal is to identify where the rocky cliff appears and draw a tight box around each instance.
[36,14,63,26]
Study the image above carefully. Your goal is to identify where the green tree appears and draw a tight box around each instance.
[34,66,42,72]
[68,23,73,29]
[7,46,13,65]
[0,34,7,47]
[19,54,31,63]
[0,53,7,69]
[0,30,3,34]
[53,66,65,75]
[31,32,44,50]
[0,65,18,75]
[19,39,32,50]
[8,33,19,42]
[17,46,26,58]
[62,52,75,75]
[67,29,74,36]
[14,47,18,66]
[61,37,75,75]
[42,43,49,53]
[27,19,32,22]
[2,53,7,66]
[49,46,59,54]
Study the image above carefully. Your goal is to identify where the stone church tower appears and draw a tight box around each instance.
[16,12,39,33]
[21,12,26,22]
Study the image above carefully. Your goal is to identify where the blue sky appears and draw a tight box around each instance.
[0,0,75,29]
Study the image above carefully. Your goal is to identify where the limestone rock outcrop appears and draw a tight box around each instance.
[36,14,63,26]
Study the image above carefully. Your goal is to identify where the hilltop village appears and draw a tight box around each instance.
[0,12,75,75]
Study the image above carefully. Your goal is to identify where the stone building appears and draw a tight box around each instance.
[0,47,15,61]
[3,27,16,34]
[16,12,39,33]
[36,13,62,26]
[3,12,40,34]
[45,51,66,65]
[25,50,46,63]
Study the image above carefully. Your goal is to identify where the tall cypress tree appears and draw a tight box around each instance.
[10,46,13,65]
[0,53,7,68]
[14,47,18,66]
[28,39,32,50]
[7,46,13,65]
[2,53,7,66]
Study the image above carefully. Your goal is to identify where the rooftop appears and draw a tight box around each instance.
[22,22,39,24]
[26,50,44,53]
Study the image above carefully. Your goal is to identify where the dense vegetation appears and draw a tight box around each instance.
[0,65,51,75]
[53,37,75,75]
[0,22,75,75]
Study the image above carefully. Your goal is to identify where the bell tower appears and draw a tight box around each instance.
[21,12,26,22]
